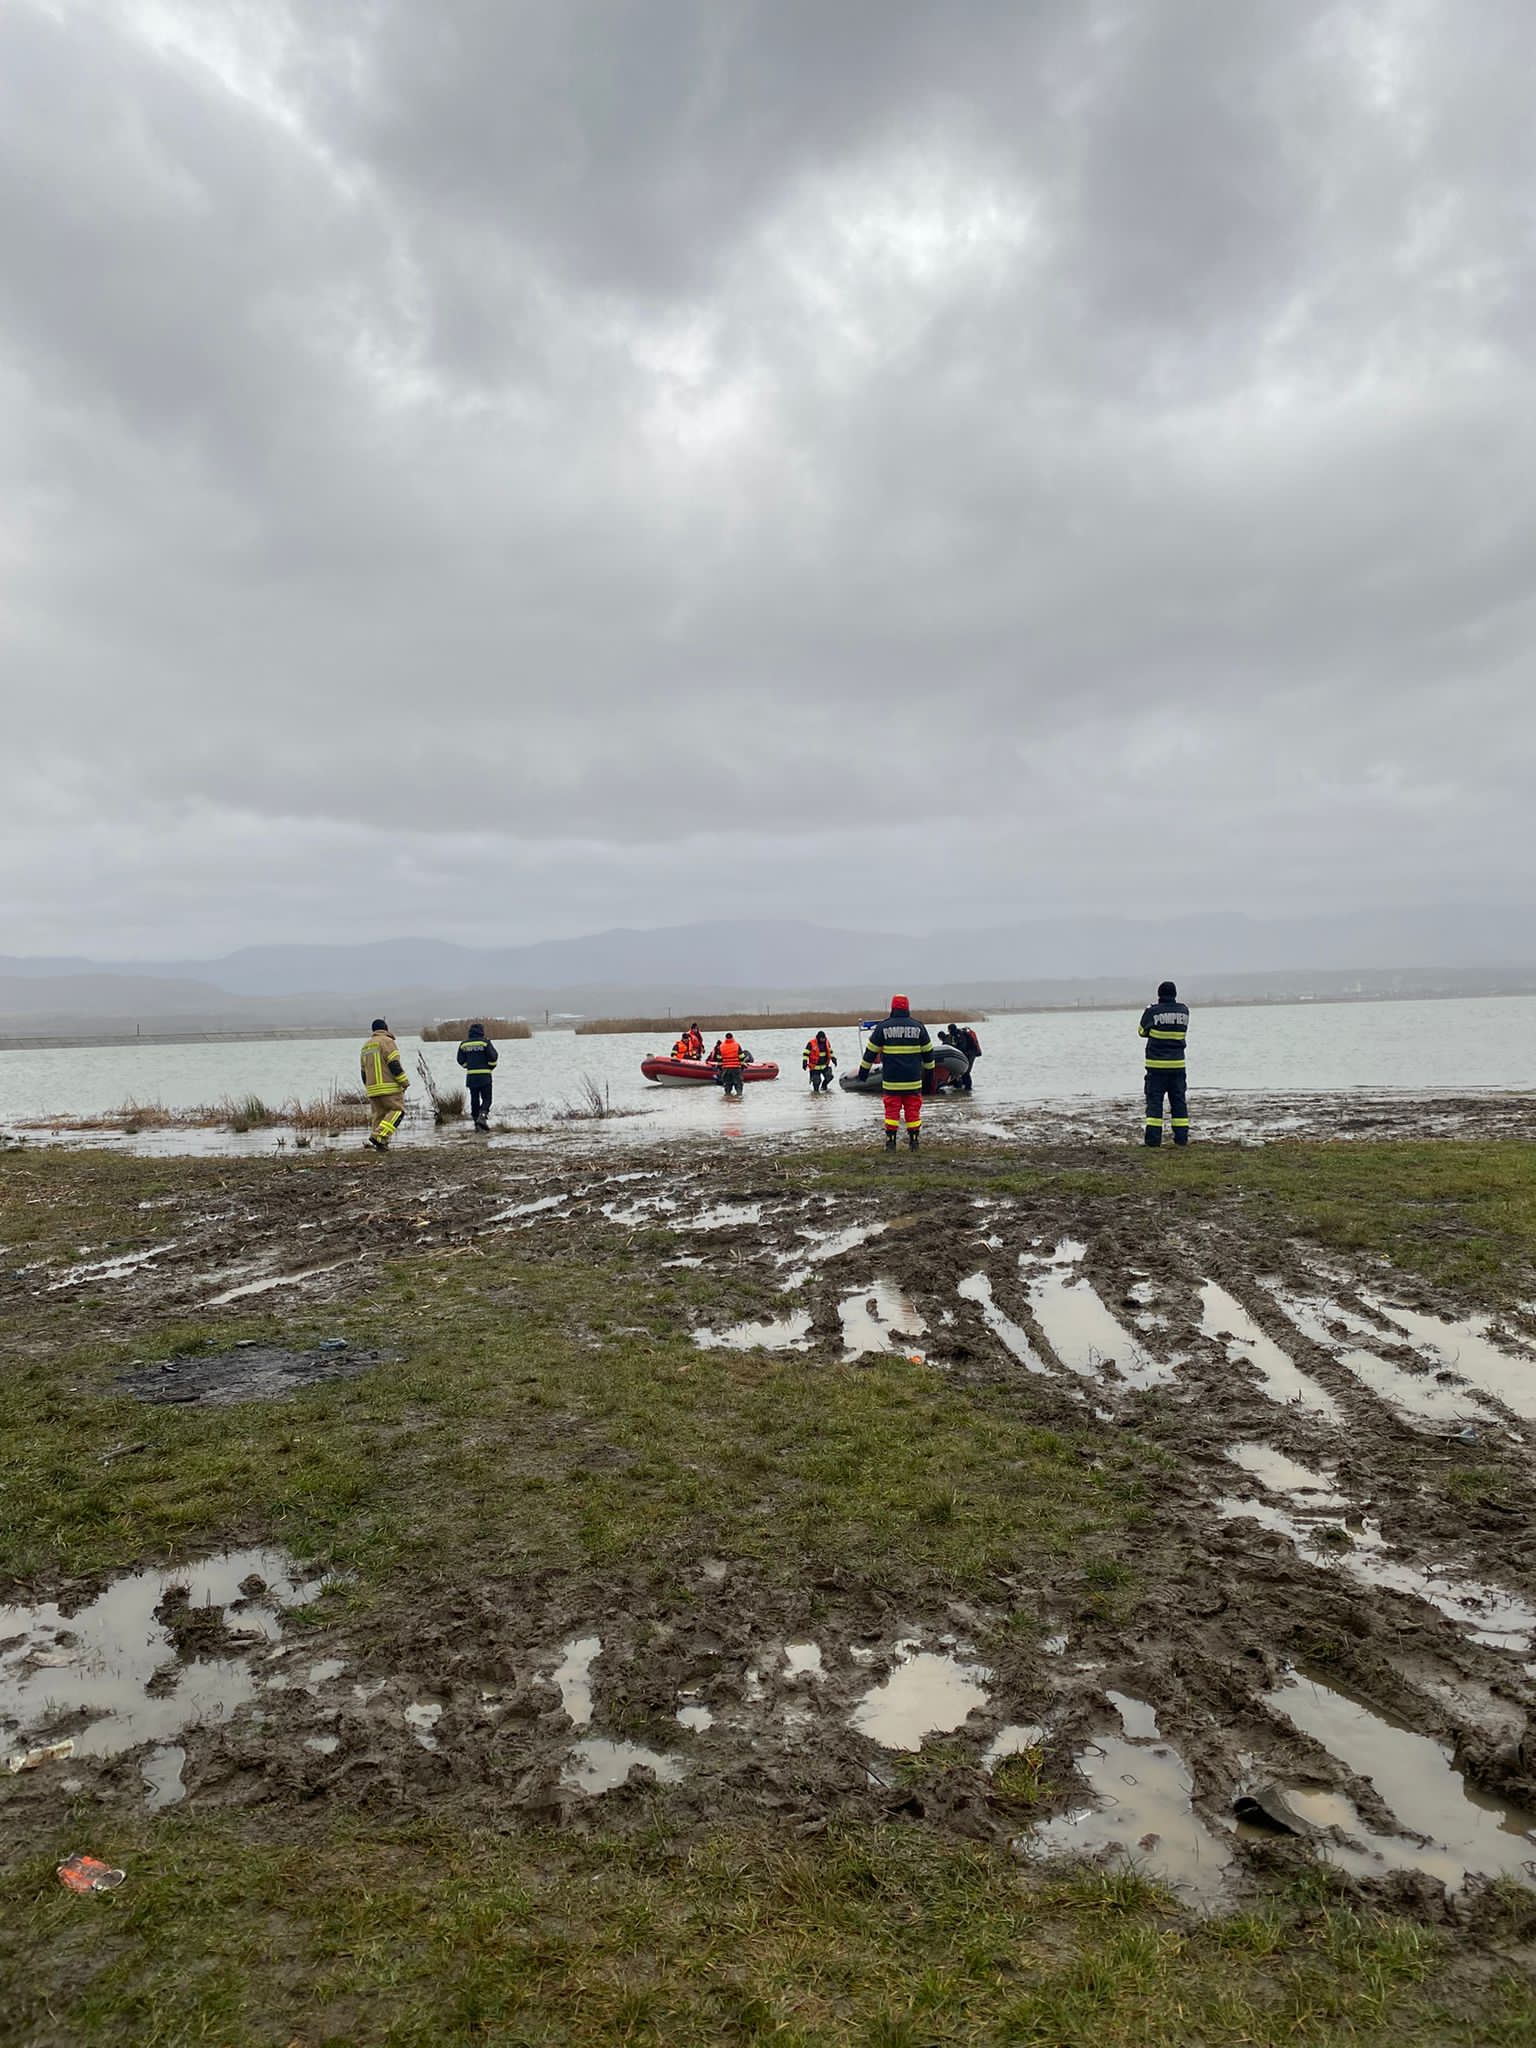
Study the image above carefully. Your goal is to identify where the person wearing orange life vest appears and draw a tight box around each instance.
[715,1030,746,1096]
[856,995,935,1150]
[672,1034,692,1061]
[802,1030,837,1092]
[686,1024,705,1060]
[360,1018,409,1151]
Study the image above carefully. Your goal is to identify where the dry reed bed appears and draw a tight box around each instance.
[574,1009,986,1035]
[419,1018,532,1041]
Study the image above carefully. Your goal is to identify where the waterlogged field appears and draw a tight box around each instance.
[2,993,1536,1152]
[3,1130,1536,2043]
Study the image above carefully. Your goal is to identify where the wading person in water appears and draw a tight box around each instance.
[1138,980,1190,1147]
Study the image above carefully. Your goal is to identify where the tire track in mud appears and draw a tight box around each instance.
[7,1138,1536,1912]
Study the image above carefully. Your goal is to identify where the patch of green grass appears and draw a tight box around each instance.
[0,1816,1527,2048]
[991,1745,1055,1810]
[0,1223,1143,1598]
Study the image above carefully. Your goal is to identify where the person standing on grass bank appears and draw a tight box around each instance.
[360,1018,409,1151]
[1139,980,1190,1147]
[858,995,935,1150]
[456,1022,499,1130]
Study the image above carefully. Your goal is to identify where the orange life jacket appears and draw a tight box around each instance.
[718,1035,743,1068]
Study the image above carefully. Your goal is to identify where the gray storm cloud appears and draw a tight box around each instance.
[2,0,1533,954]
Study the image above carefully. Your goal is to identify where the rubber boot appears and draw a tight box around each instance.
[908,1131,920,1151]
[884,1131,898,1151]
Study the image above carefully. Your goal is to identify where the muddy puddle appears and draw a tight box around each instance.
[838,1281,927,1360]
[1224,1442,1344,1507]
[1217,1496,1536,1651]
[0,1548,325,1805]
[1199,1283,1342,1423]
[1265,1288,1499,1427]
[849,1642,992,1749]
[1265,1670,1536,1888]
[205,1260,357,1306]
[956,1273,1052,1375]
[47,1244,180,1290]
[547,1633,689,1794]
[1018,1693,1233,1909]
[117,1342,388,1406]
[693,1309,814,1353]
[1361,1296,1536,1423]
[1019,1244,1174,1392]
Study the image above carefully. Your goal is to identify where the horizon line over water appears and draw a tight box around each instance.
[5,980,1536,1055]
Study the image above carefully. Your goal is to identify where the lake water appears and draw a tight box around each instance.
[1,996,1532,1151]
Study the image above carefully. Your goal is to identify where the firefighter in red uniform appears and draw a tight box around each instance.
[857,995,935,1150]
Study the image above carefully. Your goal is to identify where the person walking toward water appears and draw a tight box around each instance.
[857,995,935,1150]
[361,1018,409,1151]
[456,1022,499,1130]
[1139,980,1190,1147]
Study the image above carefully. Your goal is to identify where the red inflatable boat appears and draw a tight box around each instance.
[640,1056,780,1087]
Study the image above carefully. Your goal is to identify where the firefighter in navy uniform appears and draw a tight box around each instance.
[1138,980,1190,1147]
[857,995,935,1150]
[456,1022,499,1130]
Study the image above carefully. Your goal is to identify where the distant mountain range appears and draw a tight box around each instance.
[2,906,1534,1034]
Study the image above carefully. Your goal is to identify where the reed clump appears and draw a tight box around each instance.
[419,1018,531,1042]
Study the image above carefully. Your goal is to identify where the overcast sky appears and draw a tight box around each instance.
[3,0,1533,958]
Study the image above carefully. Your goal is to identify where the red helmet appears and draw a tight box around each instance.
[890,994,910,1013]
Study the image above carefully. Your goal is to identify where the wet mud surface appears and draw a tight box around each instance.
[116,1341,392,1405]
[5,1113,1536,1923]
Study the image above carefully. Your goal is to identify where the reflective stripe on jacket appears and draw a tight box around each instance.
[1138,1002,1190,1070]
[858,1015,935,1092]
[361,1032,406,1097]
[456,1037,498,1076]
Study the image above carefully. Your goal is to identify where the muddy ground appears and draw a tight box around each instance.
[4,1107,1536,1940]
